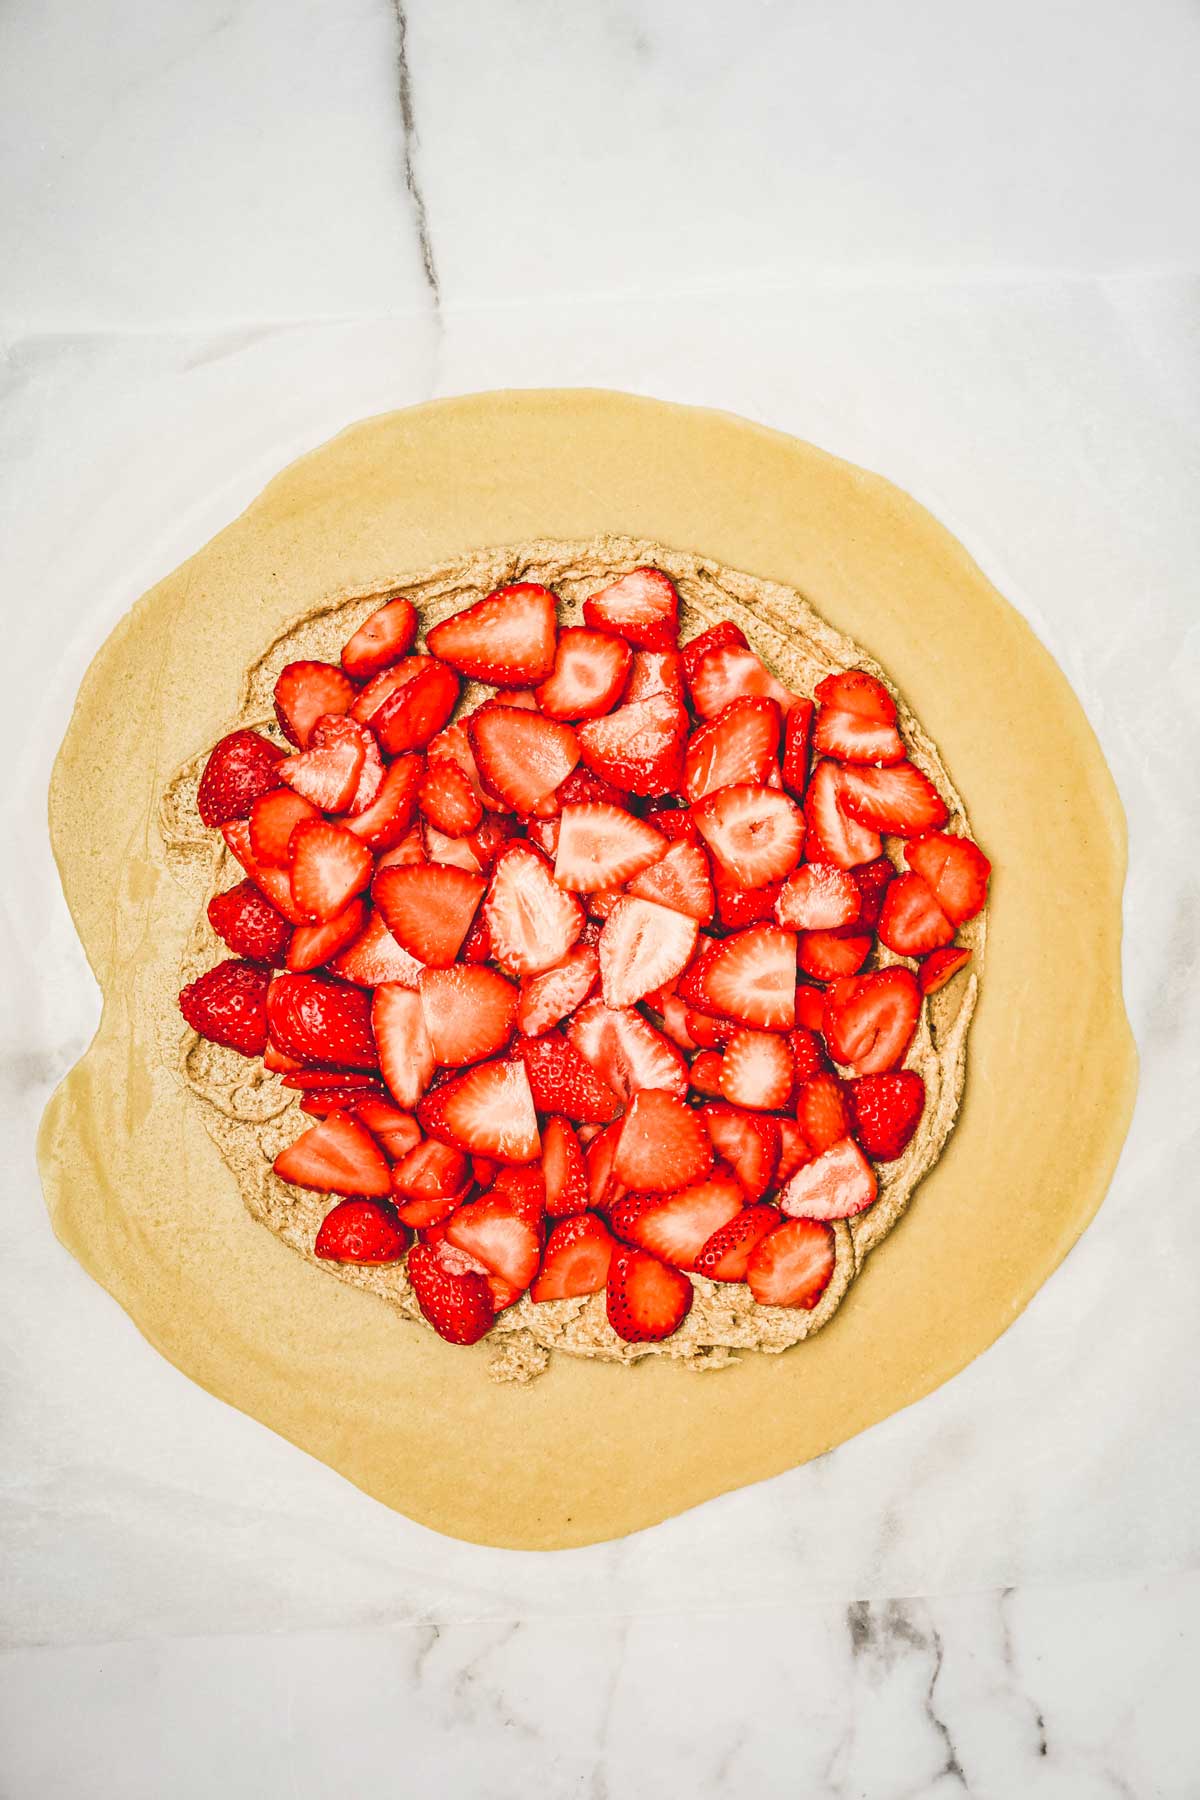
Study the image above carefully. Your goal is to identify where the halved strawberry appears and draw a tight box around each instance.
[553,802,667,893]
[517,944,599,1037]
[781,699,814,798]
[280,715,366,812]
[468,707,580,814]
[789,1026,826,1082]
[623,649,686,708]
[352,1095,422,1160]
[350,658,425,727]
[489,1163,547,1227]
[418,964,517,1065]
[845,1070,925,1160]
[329,909,423,987]
[919,945,972,994]
[625,840,714,924]
[197,730,285,828]
[683,697,781,804]
[642,796,699,843]
[693,1203,780,1282]
[418,1057,541,1163]
[681,620,748,684]
[837,762,948,836]
[372,863,485,968]
[274,661,357,748]
[577,694,687,797]
[530,1213,614,1300]
[446,1193,543,1294]
[406,1239,495,1343]
[693,784,803,886]
[484,843,584,976]
[534,626,632,720]
[179,959,271,1055]
[719,1028,794,1111]
[583,566,679,651]
[419,760,483,837]
[814,669,894,716]
[795,985,826,1032]
[267,973,378,1068]
[372,659,461,755]
[340,595,418,679]
[852,855,896,930]
[688,1049,725,1098]
[803,760,882,869]
[286,899,368,972]
[518,1031,622,1124]
[712,869,784,930]
[876,872,955,956]
[420,821,485,872]
[567,1000,689,1102]
[613,1090,713,1192]
[699,1104,781,1200]
[426,582,558,686]
[686,925,797,1031]
[314,1197,409,1263]
[248,787,320,867]
[279,1067,379,1092]
[775,862,861,932]
[288,820,373,923]
[341,755,424,852]
[746,1217,835,1309]
[207,881,292,967]
[393,1192,468,1231]
[813,671,903,765]
[796,929,873,981]
[796,1071,851,1155]
[685,1008,736,1050]
[611,1172,744,1270]
[391,1136,471,1199]
[540,1115,589,1217]
[585,1119,626,1212]
[779,1135,877,1220]
[263,1037,306,1073]
[376,826,427,869]
[459,905,493,965]
[606,1245,692,1341]
[822,967,921,1075]
[598,898,699,1010]
[905,832,991,923]
[687,643,794,720]
[371,983,435,1107]
[274,1110,392,1196]
[775,1116,811,1183]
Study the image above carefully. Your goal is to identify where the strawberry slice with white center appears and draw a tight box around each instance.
[289,820,374,923]
[905,831,991,923]
[371,983,435,1107]
[919,945,972,994]
[273,1110,393,1197]
[611,1172,744,1271]
[406,1239,496,1344]
[426,582,558,687]
[795,1071,851,1155]
[417,1056,541,1164]
[468,706,580,814]
[484,842,584,976]
[686,643,795,720]
[534,626,633,721]
[372,660,461,756]
[517,944,599,1036]
[342,755,424,851]
[606,1245,693,1342]
[340,595,418,679]
[693,1202,780,1282]
[683,697,782,804]
[274,660,357,748]
[623,649,686,708]
[700,1103,781,1200]
[419,759,483,837]
[876,872,956,956]
[420,821,485,873]
[813,668,904,765]
[530,1213,614,1301]
[719,1027,794,1111]
[577,693,687,797]
[692,784,804,886]
[372,863,485,968]
[745,1217,835,1309]
[445,1193,543,1294]
[390,1137,471,1200]
[625,840,714,923]
[583,566,679,651]
[822,967,921,1075]
[845,1070,926,1160]
[351,658,425,726]
[567,999,689,1102]
[329,909,423,988]
[286,899,368,973]
[248,787,320,867]
[837,761,949,837]
[613,1089,713,1192]
[598,898,699,1010]
[418,965,517,1066]
[803,760,883,869]
[685,924,797,1032]
[553,802,667,893]
[518,1030,622,1124]
[779,1135,877,1220]
[775,861,862,931]
[376,826,426,869]
[280,714,366,812]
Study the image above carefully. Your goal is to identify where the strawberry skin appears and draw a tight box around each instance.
[273,661,357,749]
[796,1072,851,1155]
[340,595,418,679]
[267,973,379,1069]
[314,1197,409,1263]
[719,1028,794,1111]
[876,872,955,956]
[540,1115,590,1217]
[372,659,460,755]
[746,1217,836,1309]
[406,1239,496,1343]
[700,1103,781,1200]
[606,1245,693,1342]
[207,881,292,967]
[919,945,972,994]
[197,730,285,828]
[846,1070,926,1160]
[530,1213,614,1301]
[179,959,271,1056]
[419,759,483,837]
[426,582,558,686]
[519,1030,622,1124]
[286,900,369,973]
[693,1203,780,1282]
[274,1111,393,1197]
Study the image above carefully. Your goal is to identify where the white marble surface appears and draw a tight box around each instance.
[3,1,1200,1794]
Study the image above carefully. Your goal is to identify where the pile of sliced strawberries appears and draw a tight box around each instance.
[180,571,989,1347]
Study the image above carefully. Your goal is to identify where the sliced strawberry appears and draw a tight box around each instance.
[606,1245,692,1342]
[781,699,814,798]
[540,1115,589,1218]
[376,826,426,869]
[813,670,904,764]
[263,1037,306,1073]
[517,944,599,1037]
[585,1120,626,1212]
[685,1007,736,1051]
[919,945,972,994]
[681,621,748,684]
[688,925,797,1031]
[567,999,689,1102]
[329,909,423,987]
[822,967,921,1075]
[905,832,991,923]
[267,973,378,1068]
[274,1111,392,1197]
[700,1103,781,1200]
[719,1028,794,1111]
[683,697,781,804]
[577,693,687,797]
[625,840,714,924]
[274,661,356,749]
[687,643,794,720]
[459,905,493,965]
[804,760,882,869]
[623,648,686,708]
[372,659,460,755]
[553,802,667,893]
[279,716,365,812]
[406,1239,495,1343]
[852,855,896,930]
[391,1137,471,1201]
[418,965,517,1065]
[611,1172,743,1271]
[795,984,827,1032]
[779,1135,877,1220]
[207,881,291,967]
[419,760,483,837]
[796,929,872,981]
[247,788,318,869]
[693,1203,780,1282]
[553,766,627,811]
[712,869,783,930]
[288,820,373,923]
[314,1197,408,1263]
[466,706,579,815]
[340,595,418,679]
[467,814,515,873]
[693,784,803,886]
[392,1192,467,1230]
[746,1217,835,1308]
[350,658,425,727]
[837,762,949,836]
[846,1070,926,1160]
[796,1071,851,1155]
[534,626,632,720]
[418,1057,541,1164]
[179,959,270,1056]
[352,1095,422,1161]
[814,669,895,718]
[613,1090,713,1192]
[426,582,558,686]
[877,872,955,956]
[518,1031,622,1124]
[775,862,861,931]
[420,821,485,872]
[340,755,424,852]
[372,863,485,968]
[789,1026,826,1082]
[446,1193,543,1292]
[342,722,385,816]
[286,899,368,972]
[598,898,699,1010]
[688,1049,725,1098]
[775,1116,811,1183]
[197,730,285,828]
[587,887,623,922]
[530,1213,614,1301]
[371,983,435,1107]
[642,797,699,843]
[484,842,583,976]
[583,566,679,651]
[300,1087,385,1118]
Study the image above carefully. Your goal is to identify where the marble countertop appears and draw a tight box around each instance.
[2,1,1199,1794]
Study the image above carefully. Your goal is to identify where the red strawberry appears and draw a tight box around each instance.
[746,1217,835,1308]
[585,1119,626,1212]
[280,715,366,811]
[301,1088,385,1118]
[391,1137,471,1199]
[683,697,781,804]
[837,762,949,836]
[419,760,483,837]
[815,669,894,715]
[781,699,814,797]
[372,659,460,755]
[598,898,699,1010]
[248,787,320,866]
[905,832,991,923]
[489,1164,547,1227]
[796,1071,851,1154]
[812,668,904,765]
[418,965,517,1065]
[274,661,357,749]
[534,626,632,720]
[775,862,861,932]
[280,1068,380,1092]
[693,1203,780,1282]
[795,984,827,1032]
[846,1070,926,1160]
[877,872,955,956]
[779,1135,876,1220]
[804,760,883,869]
[418,1057,542,1163]
[789,1026,826,1082]
[420,821,485,872]
[822,967,921,1075]
[393,1192,467,1230]
[207,881,292,966]
[371,983,435,1107]
[517,944,599,1036]
[567,1000,689,1102]
[484,843,583,976]
[197,730,285,828]
[406,1239,495,1344]
[626,840,714,924]
[376,826,426,869]
[686,925,797,1031]
[343,722,385,815]
[683,1008,735,1050]
[179,959,271,1055]
[623,649,686,708]
[518,1031,622,1124]
[588,885,630,920]
[611,1172,744,1270]
[340,595,418,679]
[712,870,783,930]
[340,755,424,852]
[351,658,425,726]
[719,1028,794,1111]
[329,909,423,987]
[553,767,627,811]
[540,1115,589,1217]
[613,1090,713,1192]
[426,582,558,686]
[919,945,972,994]
[699,1104,781,1199]
[352,1095,422,1160]
[775,1116,811,1183]
[373,863,485,968]
[583,566,679,651]
[223,819,312,920]
[468,706,579,814]
[693,784,803,886]
[606,1245,693,1342]
[263,1038,306,1073]
[314,1197,409,1263]
[852,855,896,930]
[446,1193,543,1293]
[643,797,699,843]
[286,899,368,973]
[459,904,494,966]
[688,1049,725,1097]
[687,644,794,720]
[274,1111,392,1197]
[530,1213,614,1301]
[289,820,373,923]
[796,929,872,981]
[681,621,748,684]
[577,693,687,797]
[553,802,667,893]
[267,973,379,1069]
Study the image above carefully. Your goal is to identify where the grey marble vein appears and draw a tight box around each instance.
[390,1,440,312]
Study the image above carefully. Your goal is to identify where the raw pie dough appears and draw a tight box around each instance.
[38,390,1136,1548]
